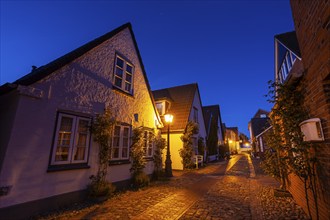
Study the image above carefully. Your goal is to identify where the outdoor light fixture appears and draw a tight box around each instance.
[164,114,173,177]
[164,114,173,123]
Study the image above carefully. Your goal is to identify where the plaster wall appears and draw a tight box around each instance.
[162,133,184,170]
[0,27,158,209]
[188,90,207,158]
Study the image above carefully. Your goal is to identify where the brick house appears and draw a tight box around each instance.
[152,83,207,170]
[0,23,162,219]
[273,1,330,219]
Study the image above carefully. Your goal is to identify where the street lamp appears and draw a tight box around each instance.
[164,114,173,177]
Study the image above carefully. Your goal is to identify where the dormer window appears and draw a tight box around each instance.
[155,100,170,116]
[114,55,134,94]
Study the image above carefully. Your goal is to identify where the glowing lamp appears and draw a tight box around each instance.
[164,114,173,123]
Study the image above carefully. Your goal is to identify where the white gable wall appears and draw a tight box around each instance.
[188,90,207,159]
[0,28,158,209]
[217,117,224,145]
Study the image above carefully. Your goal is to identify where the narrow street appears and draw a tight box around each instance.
[37,154,308,220]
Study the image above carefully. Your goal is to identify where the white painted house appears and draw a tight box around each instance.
[0,23,161,219]
[152,83,207,170]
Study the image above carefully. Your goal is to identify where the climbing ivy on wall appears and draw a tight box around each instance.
[180,121,199,169]
[153,131,166,177]
[263,80,319,219]
[88,109,116,198]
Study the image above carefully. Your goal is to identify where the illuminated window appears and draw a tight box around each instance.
[111,125,131,160]
[114,55,134,94]
[51,113,91,165]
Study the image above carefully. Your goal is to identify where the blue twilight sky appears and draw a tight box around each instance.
[0,0,294,136]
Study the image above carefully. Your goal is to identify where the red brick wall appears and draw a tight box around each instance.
[290,0,330,219]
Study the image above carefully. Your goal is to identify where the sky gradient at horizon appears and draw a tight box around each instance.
[0,0,294,136]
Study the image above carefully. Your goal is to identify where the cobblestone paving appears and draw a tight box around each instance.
[180,155,252,220]
[35,154,309,220]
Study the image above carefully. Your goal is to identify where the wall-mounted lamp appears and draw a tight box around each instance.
[299,118,324,142]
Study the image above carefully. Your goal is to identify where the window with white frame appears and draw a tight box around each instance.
[111,125,130,160]
[114,55,134,94]
[156,102,165,115]
[279,51,298,83]
[143,130,154,157]
[155,100,170,116]
[51,113,91,165]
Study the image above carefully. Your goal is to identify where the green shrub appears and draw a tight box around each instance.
[132,172,150,188]
[87,175,115,198]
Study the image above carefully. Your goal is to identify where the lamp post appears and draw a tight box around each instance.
[164,114,173,177]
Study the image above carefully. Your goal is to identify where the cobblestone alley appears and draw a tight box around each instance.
[35,154,309,220]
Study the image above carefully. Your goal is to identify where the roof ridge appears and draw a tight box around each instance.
[274,30,295,38]
[13,22,132,86]
[203,104,219,108]
[152,82,197,92]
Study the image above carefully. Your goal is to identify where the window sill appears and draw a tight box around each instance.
[112,86,134,97]
[144,157,154,161]
[109,160,130,166]
[47,163,90,172]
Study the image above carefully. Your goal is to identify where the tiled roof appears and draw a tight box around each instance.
[0,22,162,125]
[275,31,301,57]
[152,83,198,131]
[253,109,270,118]
[203,105,220,134]
[226,127,238,134]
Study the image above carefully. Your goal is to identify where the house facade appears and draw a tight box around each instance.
[202,105,225,161]
[248,109,270,155]
[273,1,330,218]
[152,83,207,170]
[225,127,239,154]
[0,23,161,219]
[254,126,272,156]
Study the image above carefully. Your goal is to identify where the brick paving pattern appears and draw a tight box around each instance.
[35,154,309,220]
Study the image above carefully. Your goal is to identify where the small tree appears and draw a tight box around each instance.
[130,127,149,187]
[198,136,206,156]
[180,121,199,169]
[153,131,166,178]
